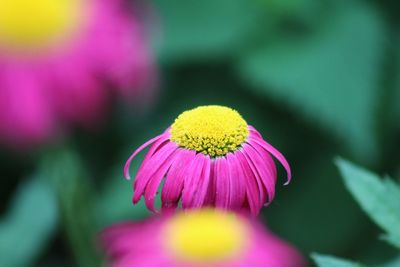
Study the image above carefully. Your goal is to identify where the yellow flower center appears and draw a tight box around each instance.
[170,106,249,157]
[0,0,85,53]
[164,209,248,263]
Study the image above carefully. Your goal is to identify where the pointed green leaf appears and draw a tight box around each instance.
[0,177,58,267]
[336,158,400,249]
[312,254,364,267]
[238,3,386,160]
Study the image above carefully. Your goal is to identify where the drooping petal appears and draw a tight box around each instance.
[133,142,178,204]
[214,157,231,209]
[181,153,207,209]
[182,153,211,209]
[137,131,171,175]
[226,153,247,210]
[203,161,216,206]
[190,155,211,208]
[144,146,179,212]
[249,133,292,185]
[161,149,196,210]
[242,144,276,204]
[236,150,263,216]
[248,125,262,138]
[248,139,277,178]
[124,132,168,180]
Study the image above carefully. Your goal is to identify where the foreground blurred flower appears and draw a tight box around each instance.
[0,0,154,147]
[124,105,291,215]
[101,209,306,267]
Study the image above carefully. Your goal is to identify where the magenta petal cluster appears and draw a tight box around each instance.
[101,210,307,267]
[124,106,291,216]
[0,0,154,148]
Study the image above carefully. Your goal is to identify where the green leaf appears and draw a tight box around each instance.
[312,253,364,267]
[41,149,101,267]
[336,158,400,249]
[153,0,263,62]
[238,2,386,161]
[0,177,58,267]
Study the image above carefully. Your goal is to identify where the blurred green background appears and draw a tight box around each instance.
[1,0,400,266]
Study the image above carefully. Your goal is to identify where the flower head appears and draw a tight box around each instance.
[0,0,154,147]
[124,105,291,216]
[101,209,307,267]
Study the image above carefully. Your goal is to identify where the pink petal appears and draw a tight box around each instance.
[248,125,262,138]
[203,161,216,206]
[226,153,247,210]
[161,149,196,210]
[182,153,211,209]
[242,144,276,204]
[124,132,168,180]
[181,153,206,208]
[249,133,292,185]
[144,146,179,212]
[132,142,177,204]
[0,66,54,146]
[236,150,263,216]
[214,157,231,209]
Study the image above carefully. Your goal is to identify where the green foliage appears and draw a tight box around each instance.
[380,257,400,267]
[41,149,101,267]
[95,164,150,227]
[336,158,400,249]
[312,254,364,267]
[0,177,58,267]
[238,2,386,161]
[153,0,263,61]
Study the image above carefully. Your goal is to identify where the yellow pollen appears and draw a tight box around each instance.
[170,106,249,157]
[0,0,85,53]
[163,209,248,263]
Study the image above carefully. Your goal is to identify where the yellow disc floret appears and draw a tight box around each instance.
[170,105,249,157]
[163,209,248,263]
[0,0,85,53]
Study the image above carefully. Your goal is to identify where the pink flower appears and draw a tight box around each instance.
[101,209,307,267]
[124,105,291,216]
[0,0,154,148]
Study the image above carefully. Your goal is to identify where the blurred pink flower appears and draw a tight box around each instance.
[0,0,154,148]
[124,106,291,216]
[101,209,307,267]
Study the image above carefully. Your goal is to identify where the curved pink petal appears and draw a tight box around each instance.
[161,149,196,210]
[242,144,276,204]
[124,133,165,180]
[144,146,179,212]
[181,153,211,208]
[248,125,262,138]
[249,134,292,185]
[236,150,263,216]
[133,142,177,204]
[226,153,247,210]
[136,132,171,176]
[181,153,206,208]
